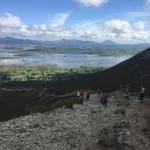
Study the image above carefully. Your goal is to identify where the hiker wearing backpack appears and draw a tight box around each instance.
[86,91,90,101]
[140,85,145,103]
[80,91,84,99]
[80,91,84,104]
[77,91,81,100]
[103,93,108,107]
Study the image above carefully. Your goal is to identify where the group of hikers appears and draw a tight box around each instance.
[76,90,108,107]
[76,91,90,101]
[76,85,148,106]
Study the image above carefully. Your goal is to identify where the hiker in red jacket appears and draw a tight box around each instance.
[77,91,81,100]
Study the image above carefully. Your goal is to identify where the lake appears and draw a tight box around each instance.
[0,52,132,68]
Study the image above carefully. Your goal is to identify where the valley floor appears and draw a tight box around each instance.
[0,91,150,150]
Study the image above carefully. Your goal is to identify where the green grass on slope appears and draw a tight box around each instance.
[0,65,105,81]
[25,96,83,114]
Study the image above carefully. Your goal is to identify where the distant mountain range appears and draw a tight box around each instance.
[0,37,41,45]
[0,37,117,45]
[0,37,150,49]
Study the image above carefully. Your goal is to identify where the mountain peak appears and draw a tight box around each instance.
[101,40,117,45]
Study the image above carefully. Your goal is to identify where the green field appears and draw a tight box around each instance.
[0,65,106,81]
[31,45,141,56]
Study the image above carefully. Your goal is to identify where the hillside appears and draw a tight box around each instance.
[54,46,150,93]
[0,47,150,121]
[3,47,149,94]
[0,91,150,150]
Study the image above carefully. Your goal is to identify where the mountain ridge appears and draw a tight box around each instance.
[0,37,150,47]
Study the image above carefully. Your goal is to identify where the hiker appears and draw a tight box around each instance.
[80,91,84,99]
[80,91,84,104]
[86,91,90,101]
[140,85,145,103]
[77,91,80,100]
[103,93,108,107]
[99,91,104,104]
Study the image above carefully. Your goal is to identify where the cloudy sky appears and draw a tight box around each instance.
[0,0,150,43]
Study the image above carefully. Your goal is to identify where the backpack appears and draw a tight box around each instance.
[103,93,108,100]
[100,92,104,98]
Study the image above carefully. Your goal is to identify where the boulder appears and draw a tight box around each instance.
[68,138,77,148]
[29,123,40,129]
[97,128,117,147]
[124,95,131,100]
[114,109,125,115]
[113,120,130,128]
[17,128,27,133]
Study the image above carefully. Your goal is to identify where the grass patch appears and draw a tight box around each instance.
[25,96,83,114]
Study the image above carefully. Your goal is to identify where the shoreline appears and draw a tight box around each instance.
[0,53,132,67]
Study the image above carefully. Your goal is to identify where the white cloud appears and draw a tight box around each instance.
[133,21,146,30]
[104,20,132,34]
[132,31,149,40]
[39,24,47,31]
[50,12,70,25]
[145,0,150,11]
[0,12,150,43]
[72,21,105,40]
[72,20,150,42]
[0,12,22,28]
[103,19,150,41]
[20,25,30,34]
[76,0,108,7]
[0,12,73,39]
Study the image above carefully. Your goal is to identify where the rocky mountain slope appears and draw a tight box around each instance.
[0,91,150,150]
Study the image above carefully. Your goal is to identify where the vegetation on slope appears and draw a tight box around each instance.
[25,96,83,114]
[0,65,105,81]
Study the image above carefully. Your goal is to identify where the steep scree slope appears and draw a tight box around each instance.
[0,92,150,150]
